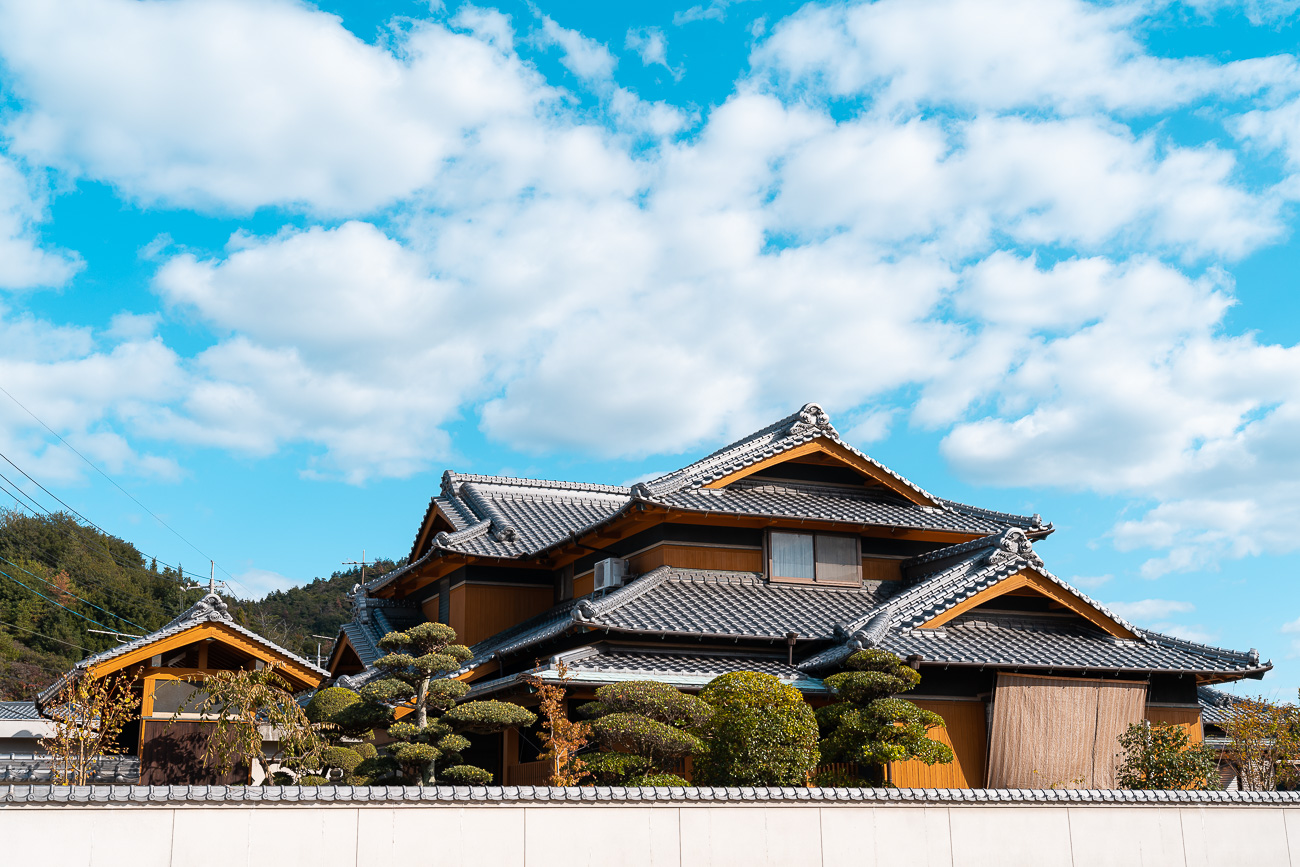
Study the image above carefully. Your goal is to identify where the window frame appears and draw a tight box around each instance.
[766,529,863,586]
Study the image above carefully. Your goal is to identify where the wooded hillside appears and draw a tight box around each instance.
[0,509,400,699]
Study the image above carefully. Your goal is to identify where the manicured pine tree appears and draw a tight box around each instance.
[694,671,819,786]
[580,680,713,786]
[816,649,952,785]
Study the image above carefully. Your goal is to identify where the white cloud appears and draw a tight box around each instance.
[674,0,758,26]
[753,0,1298,114]
[0,0,557,214]
[626,27,678,78]
[1070,574,1114,590]
[538,15,617,82]
[0,156,82,290]
[1105,598,1195,621]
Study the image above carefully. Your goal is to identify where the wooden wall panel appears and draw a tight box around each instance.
[457,584,553,646]
[627,544,763,575]
[890,699,987,788]
[574,572,594,598]
[420,596,439,624]
[1145,706,1203,743]
[862,558,903,582]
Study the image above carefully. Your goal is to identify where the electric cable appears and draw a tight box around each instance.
[0,565,120,631]
[0,554,147,631]
[0,619,92,653]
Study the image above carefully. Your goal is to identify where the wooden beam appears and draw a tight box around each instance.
[700,439,938,506]
[920,569,1137,639]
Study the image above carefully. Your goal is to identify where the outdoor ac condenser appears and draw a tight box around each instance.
[593,557,628,593]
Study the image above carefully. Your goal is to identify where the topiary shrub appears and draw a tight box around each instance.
[321,745,364,780]
[354,742,378,761]
[695,671,819,786]
[306,687,360,724]
[817,650,952,785]
[444,699,537,733]
[581,680,710,785]
[626,773,689,787]
[297,774,329,785]
[440,764,494,785]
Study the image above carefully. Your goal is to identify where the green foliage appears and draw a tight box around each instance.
[321,745,364,779]
[583,751,651,783]
[306,686,360,723]
[354,742,378,761]
[1116,722,1220,790]
[627,773,690,787]
[591,713,704,763]
[445,699,537,733]
[581,680,708,784]
[811,767,870,787]
[816,651,952,784]
[586,681,714,728]
[298,775,330,785]
[0,510,198,699]
[441,764,494,785]
[695,671,820,786]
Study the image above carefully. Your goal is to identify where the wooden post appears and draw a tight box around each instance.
[503,727,519,785]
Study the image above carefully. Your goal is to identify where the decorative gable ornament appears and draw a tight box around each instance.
[787,402,838,439]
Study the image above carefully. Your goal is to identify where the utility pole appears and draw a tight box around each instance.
[311,634,336,668]
[342,550,368,585]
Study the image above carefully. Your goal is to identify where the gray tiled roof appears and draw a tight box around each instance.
[0,754,138,784]
[576,567,888,640]
[1199,685,1249,725]
[0,702,40,721]
[558,646,827,692]
[4,784,1300,805]
[37,592,328,706]
[797,529,1266,678]
[371,403,1044,589]
[879,612,1263,677]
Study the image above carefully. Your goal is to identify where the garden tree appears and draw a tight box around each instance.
[304,686,392,784]
[578,680,712,786]
[694,671,819,786]
[816,649,953,786]
[359,622,536,784]
[522,662,590,786]
[39,672,138,785]
[1116,721,1218,790]
[173,662,324,782]
[1221,693,1300,791]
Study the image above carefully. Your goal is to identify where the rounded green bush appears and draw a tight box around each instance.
[695,671,819,787]
[445,699,537,733]
[583,751,650,783]
[321,746,363,775]
[590,681,714,728]
[626,773,690,787]
[297,775,330,785]
[440,764,494,785]
[354,742,378,760]
[591,713,703,763]
[305,686,361,724]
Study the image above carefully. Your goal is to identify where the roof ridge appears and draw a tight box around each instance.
[577,566,677,621]
[444,471,631,496]
[939,498,1047,531]
[1142,630,1262,665]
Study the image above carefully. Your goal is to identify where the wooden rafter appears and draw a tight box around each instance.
[700,439,939,506]
[920,569,1138,640]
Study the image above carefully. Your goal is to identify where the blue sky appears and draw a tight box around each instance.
[0,0,1298,698]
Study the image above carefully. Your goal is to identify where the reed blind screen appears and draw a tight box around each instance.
[986,672,1147,789]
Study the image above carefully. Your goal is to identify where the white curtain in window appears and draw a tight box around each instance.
[815,535,859,583]
[771,531,815,580]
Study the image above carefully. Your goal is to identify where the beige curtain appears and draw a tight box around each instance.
[987,673,1147,789]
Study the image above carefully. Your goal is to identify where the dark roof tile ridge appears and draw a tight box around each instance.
[1141,629,1263,666]
[904,532,1007,568]
[576,567,677,621]
[458,483,519,543]
[661,568,764,586]
[444,471,631,496]
[725,478,921,504]
[938,498,1047,530]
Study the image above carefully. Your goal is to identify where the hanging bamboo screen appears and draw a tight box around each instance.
[986,673,1147,789]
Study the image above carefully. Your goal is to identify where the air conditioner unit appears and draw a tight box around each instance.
[593,558,628,593]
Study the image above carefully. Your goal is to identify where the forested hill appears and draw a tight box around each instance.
[0,509,402,700]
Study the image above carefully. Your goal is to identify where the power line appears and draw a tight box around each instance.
[0,383,228,576]
[0,483,200,617]
[0,554,147,631]
[0,618,92,652]
[0,564,119,631]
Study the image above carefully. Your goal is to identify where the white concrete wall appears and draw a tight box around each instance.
[3,801,1300,867]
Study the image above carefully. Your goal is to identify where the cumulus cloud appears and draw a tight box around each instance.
[0,157,82,290]
[0,0,1296,585]
[0,0,557,214]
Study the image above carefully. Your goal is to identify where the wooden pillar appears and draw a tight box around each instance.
[196,641,209,670]
[503,727,519,785]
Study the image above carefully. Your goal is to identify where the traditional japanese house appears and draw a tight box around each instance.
[329,403,1270,788]
[37,589,327,784]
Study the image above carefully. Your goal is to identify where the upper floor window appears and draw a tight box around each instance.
[768,531,861,585]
